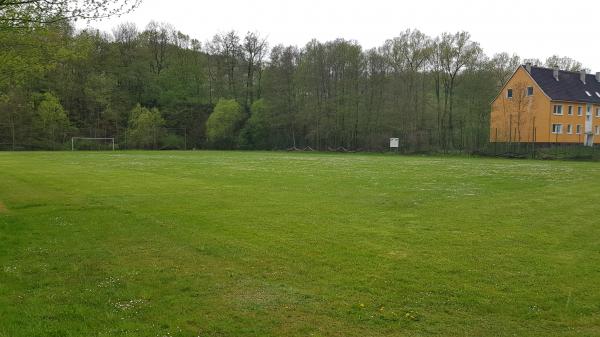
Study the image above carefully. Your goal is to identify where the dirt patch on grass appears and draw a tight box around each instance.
[0,201,7,213]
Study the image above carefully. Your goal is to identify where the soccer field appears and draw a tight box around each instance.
[1,151,599,337]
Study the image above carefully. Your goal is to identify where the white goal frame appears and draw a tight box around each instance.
[71,137,115,151]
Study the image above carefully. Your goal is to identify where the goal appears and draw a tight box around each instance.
[71,137,115,151]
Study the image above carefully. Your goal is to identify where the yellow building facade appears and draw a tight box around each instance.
[490,65,600,146]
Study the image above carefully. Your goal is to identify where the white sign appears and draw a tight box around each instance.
[390,138,399,148]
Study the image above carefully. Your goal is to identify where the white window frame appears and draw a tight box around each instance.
[596,108,600,117]
[578,106,583,116]
[576,124,582,134]
[567,124,573,134]
[553,105,563,115]
[596,125,600,135]
[552,124,563,134]
[507,89,513,99]
[568,105,573,115]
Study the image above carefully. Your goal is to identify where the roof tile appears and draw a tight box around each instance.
[527,66,600,104]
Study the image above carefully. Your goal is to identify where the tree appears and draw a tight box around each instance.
[5,19,592,154]
[239,99,270,149]
[0,93,15,149]
[523,58,542,67]
[84,73,116,137]
[362,48,387,150]
[488,53,520,89]
[496,81,535,146]
[242,32,268,111]
[113,23,139,67]
[0,0,142,28]
[434,31,482,149]
[127,104,165,149]
[209,31,242,100]
[262,44,299,148]
[205,99,244,148]
[144,21,173,76]
[544,55,586,72]
[388,29,432,136]
[34,92,72,149]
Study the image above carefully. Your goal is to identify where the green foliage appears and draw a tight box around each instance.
[544,55,585,72]
[0,0,140,28]
[0,25,63,89]
[205,99,244,148]
[127,104,165,149]
[1,151,600,336]
[0,21,590,152]
[238,99,271,149]
[84,73,115,111]
[33,92,72,148]
[161,133,185,150]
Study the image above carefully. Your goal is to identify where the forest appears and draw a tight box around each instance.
[0,18,588,151]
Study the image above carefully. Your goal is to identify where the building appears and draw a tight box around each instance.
[490,64,600,146]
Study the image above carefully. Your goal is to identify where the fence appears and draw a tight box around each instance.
[0,126,190,151]
[2,123,599,161]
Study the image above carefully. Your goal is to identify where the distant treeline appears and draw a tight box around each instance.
[0,20,588,151]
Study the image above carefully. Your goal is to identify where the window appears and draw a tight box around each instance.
[527,86,534,96]
[552,124,563,134]
[596,92,600,98]
[597,108,600,117]
[507,89,513,99]
[585,91,592,97]
[587,105,592,115]
[596,126,600,135]
[568,106,573,115]
[553,105,563,115]
[576,124,582,134]
[578,106,583,116]
[567,124,573,134]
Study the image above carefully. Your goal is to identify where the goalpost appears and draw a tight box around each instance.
[71,137,115,151]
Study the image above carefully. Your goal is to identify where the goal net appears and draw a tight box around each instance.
[71,137,115,151]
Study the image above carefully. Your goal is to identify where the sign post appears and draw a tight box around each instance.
[389,138,399,152]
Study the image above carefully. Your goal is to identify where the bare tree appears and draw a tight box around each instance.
[204,38,221,104]
[112,22,138,66]
[242,32,268,111]
[144,21,173,76]
[435,31,481,148]
[545,55,587,72]
[488,53,520,89]
[395,29,432,132]
[498,81,535,145]
[210,31,242,99]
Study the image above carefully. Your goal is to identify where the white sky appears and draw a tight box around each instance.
[80,0,600,71]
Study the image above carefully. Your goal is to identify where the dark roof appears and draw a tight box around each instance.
[526,65,600,104]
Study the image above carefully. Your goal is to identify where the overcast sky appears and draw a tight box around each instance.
[80,0,600,71]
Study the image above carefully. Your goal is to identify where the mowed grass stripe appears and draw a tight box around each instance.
[0,151,599,337]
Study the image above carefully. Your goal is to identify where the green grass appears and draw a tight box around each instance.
[1,151,599,337]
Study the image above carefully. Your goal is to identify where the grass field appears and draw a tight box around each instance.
[1,151,600,337]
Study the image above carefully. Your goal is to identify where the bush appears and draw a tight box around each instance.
[127,104,165,149]
[161,134,185,150]
[239,99,271,150]
[205,99,245,149]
